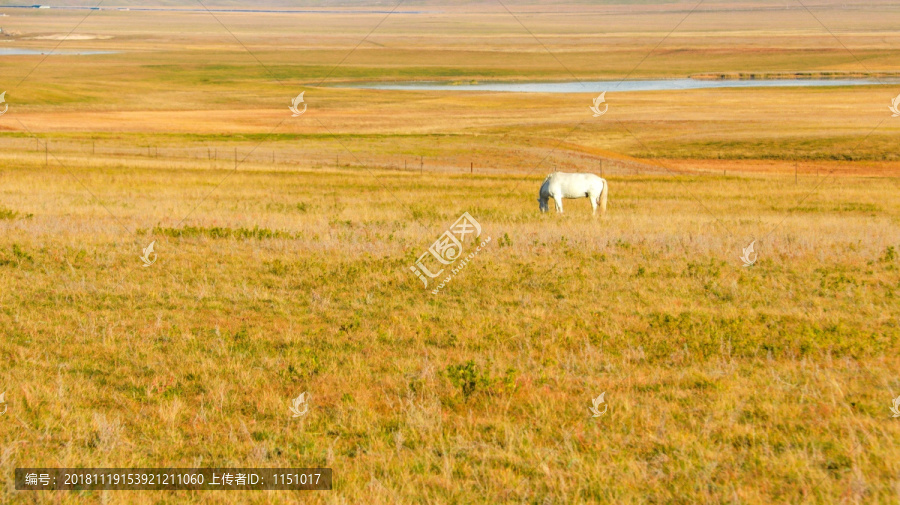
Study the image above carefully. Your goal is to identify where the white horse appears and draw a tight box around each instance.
[538,172,608,216]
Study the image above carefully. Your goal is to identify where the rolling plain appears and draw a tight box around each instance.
[1,1,900,503]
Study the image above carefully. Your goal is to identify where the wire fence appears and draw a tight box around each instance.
[0,135,706,177]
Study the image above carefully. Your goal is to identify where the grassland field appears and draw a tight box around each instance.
[1,1,900,503]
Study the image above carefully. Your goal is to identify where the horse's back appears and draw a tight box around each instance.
[549,172,604,197]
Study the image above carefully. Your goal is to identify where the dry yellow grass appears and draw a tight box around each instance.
[1,2,900,503]
[2,156,899,503]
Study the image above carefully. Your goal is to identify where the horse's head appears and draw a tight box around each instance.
[538,178,552,213]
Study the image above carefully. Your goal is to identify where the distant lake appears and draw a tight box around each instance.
[0,48,117,56]
[1,5,433,14]
[341,78,898,93]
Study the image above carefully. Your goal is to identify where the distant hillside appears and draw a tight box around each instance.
[12,0,742,7]
[9,0,874,9]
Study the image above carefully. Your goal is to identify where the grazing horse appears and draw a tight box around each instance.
[538,172,608,216]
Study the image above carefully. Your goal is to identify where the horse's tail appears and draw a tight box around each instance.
[599,178,608,216]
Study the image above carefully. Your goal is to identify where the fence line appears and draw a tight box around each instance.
[0,136,682,177]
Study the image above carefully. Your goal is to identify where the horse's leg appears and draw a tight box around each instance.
[590,194,598,216]
[554,196,563,213]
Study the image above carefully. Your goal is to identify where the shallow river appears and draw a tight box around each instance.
[0,48,116,56]
[339,78,897,93]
